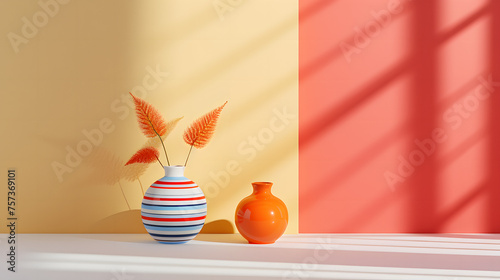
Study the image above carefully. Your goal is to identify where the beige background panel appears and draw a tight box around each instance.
[0,0,298,234]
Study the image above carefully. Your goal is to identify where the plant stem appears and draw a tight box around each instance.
[118,182,131,210]
[154,132,170,166]
[138,178,145,196]
[154,154,164,168]
[184,145,194,166]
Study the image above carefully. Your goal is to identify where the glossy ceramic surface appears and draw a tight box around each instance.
[141,165,207,244]
[235,182,288,244]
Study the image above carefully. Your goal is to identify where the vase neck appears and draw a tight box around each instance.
[164,165,185,177]
[252,182,273,195]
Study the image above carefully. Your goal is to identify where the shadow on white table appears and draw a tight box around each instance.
[2,233,500,280]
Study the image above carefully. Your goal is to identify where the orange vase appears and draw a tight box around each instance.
[235,182,288,244]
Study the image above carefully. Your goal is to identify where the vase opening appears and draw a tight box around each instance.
[251,182,273,194]
[164,165,186,177]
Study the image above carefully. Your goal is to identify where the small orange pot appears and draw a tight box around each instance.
[235,182,288,244]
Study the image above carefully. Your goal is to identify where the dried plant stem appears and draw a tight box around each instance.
[118,182,131,210]
[184,145,194,166]
[138,178,145,196]
[154,130,170,166]
[142,107,169,166]
[154,154,164,168]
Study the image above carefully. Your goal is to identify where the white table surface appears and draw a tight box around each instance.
[1,233,500,280]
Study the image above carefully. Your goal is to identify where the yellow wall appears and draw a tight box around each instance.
[0,0,298,234]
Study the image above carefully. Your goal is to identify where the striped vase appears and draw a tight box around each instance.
[141,165,207,244]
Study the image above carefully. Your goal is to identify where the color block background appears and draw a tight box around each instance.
[2,0,500,234]
[299,0,500,233]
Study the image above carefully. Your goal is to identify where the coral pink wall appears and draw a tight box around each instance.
[299,0,500,232]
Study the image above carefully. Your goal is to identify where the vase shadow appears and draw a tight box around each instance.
[194,233,248,244]
[199,219,235,234]
[90,209,147,233]
[89,214,246,243]
[195,219,247,243]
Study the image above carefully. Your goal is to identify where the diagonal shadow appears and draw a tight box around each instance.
[436,183,488,231]
[300,59,411,146]
[437,5,489,44]
[299,0,494,233]
[299,76,483,209]
[433,130,488,230]
[299,123,409,210]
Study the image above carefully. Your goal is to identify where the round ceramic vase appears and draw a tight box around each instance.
[141,165,207,244]
[235,182,288,244]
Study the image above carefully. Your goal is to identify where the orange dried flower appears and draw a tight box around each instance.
[183,101,227,149]
[125,147,160,166]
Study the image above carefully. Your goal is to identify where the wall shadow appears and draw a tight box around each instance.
[299,0,498,233]
[406,0,439,232]
[90,209,147,233]
[487,0,500,232]
[200,219,235,234]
